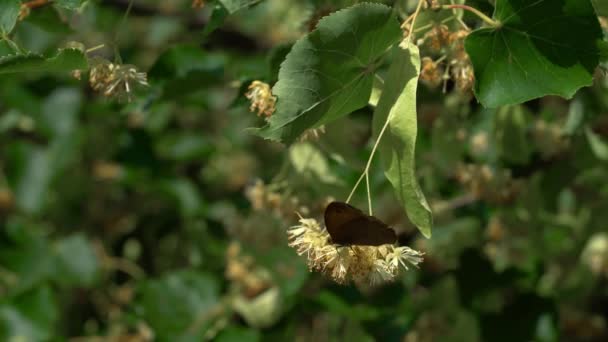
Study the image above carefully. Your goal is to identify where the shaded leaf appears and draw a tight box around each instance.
[218,0,262,13]
[149,44,225,99]
[156,134,212,161]
[202,3,229,38]
[53,234,99,287]
[0,48,87,74]
[53,0,85,10]
[465,0,603,107]
[592,0,608,16]
[0,286,58,341]
[251,3,401,144]
[216,327,261,342]
[585,126,608,160]
[137,270,220,339]
[372,43,432,238]
[289,142,342,184]
[0,223,54,294]
[0,0,20,35]
[494,105,531,165]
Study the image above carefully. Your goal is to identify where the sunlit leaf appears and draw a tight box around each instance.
[0,0,20,35]
[53,234,99,287]
[372,43,432,238]
[218,0,262,13]
[251,3,401,144]
[290,142,342,184]
[465,0,603,107]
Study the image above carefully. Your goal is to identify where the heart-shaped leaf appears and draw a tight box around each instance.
[373,43,433,238]
[251,3,401,144]
[465,0,603,108]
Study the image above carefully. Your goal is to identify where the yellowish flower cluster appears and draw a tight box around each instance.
[89,58,148,100]
[245,81,277,118]
[287,217,423,285]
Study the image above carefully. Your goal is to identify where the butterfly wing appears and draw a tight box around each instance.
[335,216,397,246]
[324,201,397,246]
[324,201,363,237]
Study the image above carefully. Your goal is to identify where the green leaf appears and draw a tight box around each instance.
[592,0,608,16]
[53,234,99,287]
[585,126,608,161]
[0,222,54,294]
[0,48,87,74]
[202,3,229,37]
[251,3,401,144]
[9,144,54,214]
[149,44,225,98]
[372,43,432,238]
[159,179,204,218]
[0,286,58,341]
[215,327,261,342]
[53,0,85,10]
[289,142,342,184]
[156,134,212,161]
[465,0,603,108]
[218,0,262,13]
[0,0,20,35]
[137,270,219,339]
[494,105,532,165]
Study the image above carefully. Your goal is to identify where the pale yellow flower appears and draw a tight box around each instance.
[245,81,276,118]
[287,217,423,285]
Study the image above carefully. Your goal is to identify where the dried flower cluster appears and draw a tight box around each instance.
[225,242,283,329]
[532,119,569,159]
[455,163,521,204]
[420,57,444,88]
[415,25,474,93]
[245,179,310,219]
[245,81,277,118]
[89,58,148,100]
[287,216,423,285]
[298,125,326,142]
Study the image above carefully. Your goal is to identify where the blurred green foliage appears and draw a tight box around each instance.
[0,0,608,341]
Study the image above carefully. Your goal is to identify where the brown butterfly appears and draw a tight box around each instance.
[324,201,397,246]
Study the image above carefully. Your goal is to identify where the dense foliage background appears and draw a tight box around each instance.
[1,0,608,340]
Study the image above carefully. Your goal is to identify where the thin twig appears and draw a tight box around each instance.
[21,0,50,9]
[440,4,498,27]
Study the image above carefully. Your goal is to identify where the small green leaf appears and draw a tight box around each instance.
[149,44,225,98]
[202,3,229,37]
[216,327,261,342]
[137,270,219,339]
[218,0,262,13]
[53,234,99,287]
[372,43,432,238]
[156,134,212,161]
[0,286,58,341]
[289,142,342,185]
[465,0,603,107]
[0,0,20,35]
[585,126,608,160]
[251,3,401,144]
[0,48,87,74]
[53,0,85,10]
[494,105,532,165]
[592,0,608,16]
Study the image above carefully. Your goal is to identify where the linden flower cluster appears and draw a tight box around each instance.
[245,81,277,118]
[287,217,423,285]
[89,58,149,100]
